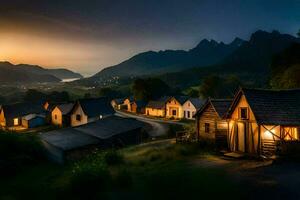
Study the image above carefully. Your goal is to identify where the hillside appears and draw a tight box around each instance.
[0,62,83,84]
[89,37,245,81]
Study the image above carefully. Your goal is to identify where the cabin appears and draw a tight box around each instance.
[0,102,45,130]
[40,116,145,164]
[70,97,115,127]
[51,103,74,127]
[165,96,188,119]
[226,88,300,157]
[145,96,170,117]
[130,100,147,114]
[182,98,204,120]
[194,98,232,148]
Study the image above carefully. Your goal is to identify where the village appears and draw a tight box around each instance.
[1,87,299,163]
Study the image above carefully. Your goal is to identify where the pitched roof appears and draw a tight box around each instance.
[1,102,45,119]
[40,128,99,151]
[194,98,232,118]
[22,113,46,121]
[146,100,166,109]
[75,116,145,139]
[112,98,125,105]
[135,100,147,108]
[172,96,189,105]
[56,103,74,115]
[186,98,204,110]
[40,116,145,150]
[77,97,115,118]
[228,88,300,126]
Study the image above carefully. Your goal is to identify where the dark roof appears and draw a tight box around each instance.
[135,100,147,108]
[1,102,45,119]
[77,97,115,117]
[146,100,166,109]
[173,96,189,105]
[40,128,99,151]
[187,98,204,110]
[75,116,145,139]
[40,116,145,150]
[56,103,74,115]
[112,98,125,105]
[194,98,232,118]
[228,88,300,126]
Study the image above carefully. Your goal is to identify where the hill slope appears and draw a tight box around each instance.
[0,62,83,84]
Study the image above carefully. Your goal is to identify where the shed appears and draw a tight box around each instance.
[22,114,46,128]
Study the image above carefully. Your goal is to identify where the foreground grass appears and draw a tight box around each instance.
[0,140,241,200]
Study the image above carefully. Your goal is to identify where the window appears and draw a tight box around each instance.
[13,118,19,126]
[76,114,81,121]
[205,123,210,133]
[184,111,186,118]
[99,115,103,119]
[239,107,248,119]
[187,111,190,118]
[54,115,57,120]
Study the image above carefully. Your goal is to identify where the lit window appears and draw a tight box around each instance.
[239,107,248,119]
[205,123,210,133]
[99,115,103,119]
[13,118,19,126]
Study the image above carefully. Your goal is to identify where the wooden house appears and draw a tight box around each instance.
[194,98,232,148]
[111,98,125,109]
[165,96,188,119]
[70,97,115,127]
[130,100,147,114]
[123,97,135,112]
[21,114,46,129]
[226,88,300,157]
[51,103,74,127]
[182,98,204,120]
[0,102,46,130]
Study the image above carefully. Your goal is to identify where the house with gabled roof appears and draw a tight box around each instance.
[226,88,300,157]
[0,102,46,130]
[165,96,189,119]
[182,98,204,120]
[194,98,232,148]
[51,103,74,127]
[145,96,171,117]
[70,97,115,127]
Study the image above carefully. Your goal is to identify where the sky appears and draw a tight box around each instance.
[0,0,299,76]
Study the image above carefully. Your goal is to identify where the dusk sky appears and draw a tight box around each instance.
[0,0,299,76]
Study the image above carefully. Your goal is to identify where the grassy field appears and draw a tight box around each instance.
[0,139,244,200]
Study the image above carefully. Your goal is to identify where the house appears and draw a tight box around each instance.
[40,116,145,164]
[194,98,232,148]
[145,96,171,117]
[130,100,147,114]
[226,88,300,157]
[182,98,204,120]
[123,97,134,112]
[0,102,45,130]
[51,103,74,127]
[111,98,125,109]
[70,97,115,127]
[21,114,46,129]
[165,96,188,119]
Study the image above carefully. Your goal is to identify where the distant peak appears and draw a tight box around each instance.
[230,37,245,46]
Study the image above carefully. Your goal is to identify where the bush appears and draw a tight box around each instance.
[104,150,124,166]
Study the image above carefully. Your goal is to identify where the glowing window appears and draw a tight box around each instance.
[13,118,19,126]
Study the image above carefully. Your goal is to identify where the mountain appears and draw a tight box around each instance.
[0,62,83,84]
[90,37,245,81]
[157,30,300,88]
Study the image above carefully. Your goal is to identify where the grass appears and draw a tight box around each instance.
[0,140,242,200]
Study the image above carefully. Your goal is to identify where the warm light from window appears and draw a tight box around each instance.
[13,118,19,126]
[264,130,275,140]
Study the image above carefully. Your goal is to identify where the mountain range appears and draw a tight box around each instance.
[81,30,300,88]
[0,62,83,84]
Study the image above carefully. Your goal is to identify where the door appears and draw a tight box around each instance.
[237,122,246,152]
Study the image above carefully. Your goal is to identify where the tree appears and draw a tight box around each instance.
[23,89,47,103]
[98,87,118,98]
[84,93,92,98]
[47,91,70,102]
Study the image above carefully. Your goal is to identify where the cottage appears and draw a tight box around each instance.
[130,100,147,114]
[70,97,115,127]
[40,116,145,163]
[51,103,74,127]
[182,98,204,120]
[0,102,45,130]
[226,88,300,157]
[145,96,170,117]
[165,96,188,119]
[123,97,135,112]
[194,98,232,148]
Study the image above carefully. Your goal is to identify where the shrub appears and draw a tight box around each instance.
[104,150,124,166]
